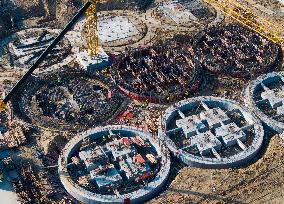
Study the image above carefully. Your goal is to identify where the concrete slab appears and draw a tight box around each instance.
[188,131,222,155]
[200,108,230,128]
[215,123,247,146]
[77,47,112,71]
[58,125,171,203]
[11,33,54,65]
[261,89,284,108]
[98,16,140,43]
[160,96,264,168]
[176,114,206,137]
[0,150,19,204]
[158,2,198,24]
[245,72,284,133]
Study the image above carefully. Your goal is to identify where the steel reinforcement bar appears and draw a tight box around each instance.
[204,0,283,44]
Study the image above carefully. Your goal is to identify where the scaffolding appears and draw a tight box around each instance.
[84,0,100,55]
[204,0,283,44]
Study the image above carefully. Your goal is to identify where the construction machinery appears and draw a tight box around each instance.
[84,0,100,55]
[204,0,283,44]
[0,0,283,111]
[0,0,99,111]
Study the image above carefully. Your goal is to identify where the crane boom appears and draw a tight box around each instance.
[0,1,93,111]
[204,0,283,44]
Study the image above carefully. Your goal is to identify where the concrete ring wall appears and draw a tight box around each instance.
[58,125,171,204]
[17,70,125,131]
[192,24,281,78]
[72,10,148,48]
[112,38,202,104]
[159,96,264,168]
[244,71,284,133]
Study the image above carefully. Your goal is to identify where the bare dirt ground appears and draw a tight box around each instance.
[150,135,284,204]
[0,0,284,203]
[149,1,284,203]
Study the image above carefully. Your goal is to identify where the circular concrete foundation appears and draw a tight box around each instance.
[78,10,147,49]
[244,71,284,133]
[58,125,170,204]
[17,70,125,131]
[193,24,281,78]
[112,35,201,103]
[159,96,264,168]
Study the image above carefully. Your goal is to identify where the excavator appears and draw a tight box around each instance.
[0,0,282,112]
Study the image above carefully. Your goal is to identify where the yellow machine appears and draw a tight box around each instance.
[84,0,100,56]
[204,0,283,44]
[0,0,282,112]
[0,101,6,112]
[0,0,99,112]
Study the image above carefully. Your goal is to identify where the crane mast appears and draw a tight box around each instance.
[0,0,282,112]
[0,1,95,111]
[84,0,100,56]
